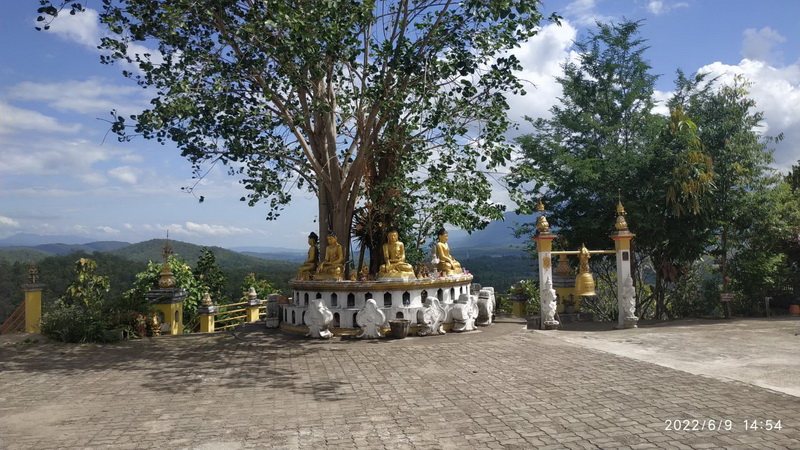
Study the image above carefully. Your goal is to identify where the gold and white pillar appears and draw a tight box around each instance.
[611,201,638,328]
[533,199,559,329]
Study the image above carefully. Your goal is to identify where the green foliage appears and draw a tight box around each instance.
[40,304,114,343]
[125,255,205,322]
[508,19,784,319]
[239,272,277,300]
[40,258,119,343]
[194,248,227,302]
[668,262,722,318]
[727,175,800,312]
[508,19,661,251]
[37,0,558,271]
[109,239,296,293]
[58,258,110,308]
[462,255,535,295]
[504,279,539,315]
[0,248,49,264]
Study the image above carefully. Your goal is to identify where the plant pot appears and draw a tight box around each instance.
[388,319,410,339]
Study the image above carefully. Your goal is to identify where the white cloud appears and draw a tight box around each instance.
[79,172,108,186]
[96,225,120,235]
[108,166,141,184]
[184,222,254,236]
[647,1,689,16]
[0,187,81,198]
[0,216,21,228]
[0,137,110,176]
[46,7,104,47]
[154,222,256,237]
[0,101,81,135]
[563,0,614,26]
[44,8,164,72]
[71,225,91,235]
[742,27,786,65]
[8,78,145,116]
[121,154,144,163]
[506,22,579,136]
[697,59,800,173]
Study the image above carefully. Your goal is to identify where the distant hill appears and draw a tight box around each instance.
[240,250,307,263]
[0,241,131,256]
[0,233,90,246]
[109,239,287,268]
[0,248,50,263]
[230,246,307,263]
[108,239,299,294]
[446,212,535,258]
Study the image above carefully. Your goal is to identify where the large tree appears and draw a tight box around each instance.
[507,20,661,249]
[506,20,716,318]
[38,0,556,272]
[680,75,776,302]
[508,19,782,318]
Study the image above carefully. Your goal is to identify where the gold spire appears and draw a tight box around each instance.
[162,230,173,261]
[615,196,629,232]
[536,197,550,233]
[555,254,571,275]
[158,231,176,289]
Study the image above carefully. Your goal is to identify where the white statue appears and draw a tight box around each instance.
[452,294,478,332]
[476,288,495,326]
[418,297,446,336]
[618,274,639,328]
[541,276,558,328]
[305,298,334,339]
[356,299,386,339]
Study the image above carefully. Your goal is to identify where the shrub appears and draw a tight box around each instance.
[39,258,121,343]
[40,304,114,343]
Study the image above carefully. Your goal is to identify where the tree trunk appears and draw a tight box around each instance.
[654,267,665,320]
[720,228,731,318]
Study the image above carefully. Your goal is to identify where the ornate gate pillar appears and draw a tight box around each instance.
[533,199,559,330]
[611,201,638,328]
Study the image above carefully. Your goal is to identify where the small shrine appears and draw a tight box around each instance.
[281,227,496,338]
[145,236,187,334]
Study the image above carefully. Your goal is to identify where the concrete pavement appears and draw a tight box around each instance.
[546,317,800,398]
[1,316,799,449]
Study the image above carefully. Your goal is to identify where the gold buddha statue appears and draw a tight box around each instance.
[435,228,463,276]
[378,230,416,279]
[315,233,344,280]
[296,232,319,280]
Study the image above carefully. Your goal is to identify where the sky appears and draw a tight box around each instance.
[1,0,799,250]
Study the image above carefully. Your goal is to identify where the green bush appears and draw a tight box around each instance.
[668,263,722,318]
[39,258,127,343]
[40,304,115,343]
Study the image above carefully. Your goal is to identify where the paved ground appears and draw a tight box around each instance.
[1,315,799,449]
[547,317,800,398]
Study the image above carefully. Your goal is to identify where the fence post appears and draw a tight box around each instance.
[245,287,261,322]
[198,292,217,333]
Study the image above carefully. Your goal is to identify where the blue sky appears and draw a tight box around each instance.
[1,0,798,249]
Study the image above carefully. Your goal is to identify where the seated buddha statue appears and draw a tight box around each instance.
[315,233,344,280]
[296,232,319,280]
[378,230,415,279]
[435,228,463,276]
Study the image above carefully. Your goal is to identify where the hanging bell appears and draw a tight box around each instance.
[575,271,597,297]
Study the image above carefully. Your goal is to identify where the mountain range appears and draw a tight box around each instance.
[0,212,536,262]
